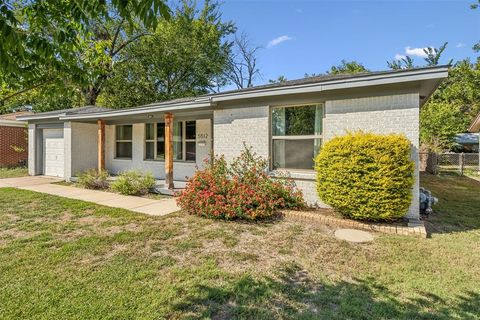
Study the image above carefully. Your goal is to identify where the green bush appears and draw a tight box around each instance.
[77,169,110,190]
[315,132,414,221]
[111,170,156,195]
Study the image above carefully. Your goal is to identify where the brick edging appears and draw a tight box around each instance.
[280,210,427,238]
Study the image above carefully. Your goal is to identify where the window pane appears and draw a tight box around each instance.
[116,125,132,140]
[116,142,132,158]
[186,121,196,140]
[145,142,154,160]
[186,141,196,161]
[173,121,182,142]
[272,105,323,136]
[272,139,321,170]
[173,140,182,160]
[145,123,154,140]
[156,123,165,159]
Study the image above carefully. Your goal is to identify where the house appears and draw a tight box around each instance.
[18,66,449,223]
[0,111,30,167]
[454,133,479,152]
[469,112,480,133]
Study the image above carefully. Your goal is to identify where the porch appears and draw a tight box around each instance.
[67,107,213,188]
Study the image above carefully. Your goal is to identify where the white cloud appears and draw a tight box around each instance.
[267,35,293,48]
[405,46,429,58]
[456,42,465,48]
[394,54,406,60]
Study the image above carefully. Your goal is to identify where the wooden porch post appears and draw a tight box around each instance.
[97,119,105,172]
[164,112,174,189]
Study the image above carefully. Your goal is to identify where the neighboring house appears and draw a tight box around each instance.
[453,133,479,152]
[0,111,31,167]
[469,112,480,133]
[19,66,449,223]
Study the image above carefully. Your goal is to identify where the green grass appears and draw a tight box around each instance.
[0,174,479,319]
[0,167,28,178]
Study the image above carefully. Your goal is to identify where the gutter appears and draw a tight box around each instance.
[0,119,27,127]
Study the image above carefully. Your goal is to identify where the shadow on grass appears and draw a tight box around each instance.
[172,265,479,319]
[420,173,480,235]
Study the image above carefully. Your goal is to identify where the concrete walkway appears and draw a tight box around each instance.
[0,176,179,216]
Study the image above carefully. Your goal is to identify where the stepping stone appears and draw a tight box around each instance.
[334,228,374,243]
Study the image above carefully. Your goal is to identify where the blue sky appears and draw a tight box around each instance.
[214,0,479,84]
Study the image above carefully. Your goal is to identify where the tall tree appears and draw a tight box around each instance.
[224,32,261,89]
[327,60,369,75]
[98,1,235,109]
[423,42,452,66]
[471,1,480,52]
[0,0,170,108]
[387,56,415,70]
[420,59,480,150]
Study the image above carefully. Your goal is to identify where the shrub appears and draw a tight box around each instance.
[176,146,305,220]
[315,132,414,221]
[77,169,110,190]
[111,170,156,195]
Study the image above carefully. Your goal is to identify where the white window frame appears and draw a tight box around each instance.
[270,103,324,171]
[115,124,133,159]
[144,121,196,162]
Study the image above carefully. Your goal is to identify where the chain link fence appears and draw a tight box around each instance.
[420,152,480,175]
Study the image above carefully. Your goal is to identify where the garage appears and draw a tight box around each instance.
[43,128,64,177]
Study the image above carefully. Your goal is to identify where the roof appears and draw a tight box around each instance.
[0,111,33,121]
[0,111,32,127]
[18,65,449,122]
[468,113,480,132]
[454,132,479,145]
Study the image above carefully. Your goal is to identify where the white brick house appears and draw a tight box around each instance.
[19,66,449,222]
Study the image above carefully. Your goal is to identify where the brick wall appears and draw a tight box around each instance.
[324,93,420,220]
[213,106,269,161]
[212,93,421,220]
[0,125,28,167]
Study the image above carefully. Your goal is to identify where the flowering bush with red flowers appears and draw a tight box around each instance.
[176,145,305,220]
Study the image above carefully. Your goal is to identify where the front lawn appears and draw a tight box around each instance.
[0,174,479,319]
[0,167,28,179]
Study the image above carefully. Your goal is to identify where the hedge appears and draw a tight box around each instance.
[315,132,414,221]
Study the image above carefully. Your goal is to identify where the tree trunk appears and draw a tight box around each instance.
[85,87,100,106]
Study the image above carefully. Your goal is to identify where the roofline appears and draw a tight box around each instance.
[468,113,480,132]
[19,66,449,121]
[17,113,67,121]
[59,101,213,120]
[0,119,27,127]
[211,66,449,102]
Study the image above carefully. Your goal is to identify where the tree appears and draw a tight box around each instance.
[327,60,369,75]
[387,56,415,70]
[224,32,261,89]
[420,59,480,150]
[423,42,453,66]
[97,1,235,109]
[268,76,288,84]
[0,0,170,84]
[471,1,480,52]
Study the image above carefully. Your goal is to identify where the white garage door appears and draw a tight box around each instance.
[43,129,64,177]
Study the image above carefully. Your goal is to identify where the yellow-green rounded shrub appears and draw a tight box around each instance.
[315,132,414,221]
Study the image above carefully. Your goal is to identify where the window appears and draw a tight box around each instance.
[115,125,133,159]
[145,121,196,161]
[271,104,323,170]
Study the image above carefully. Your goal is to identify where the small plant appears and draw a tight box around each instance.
[315,131,414,221]
[176,145,305,220]
[77,169,110,190]
[111,170,156,195]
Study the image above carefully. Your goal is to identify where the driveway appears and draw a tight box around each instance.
[0,176,179,216]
